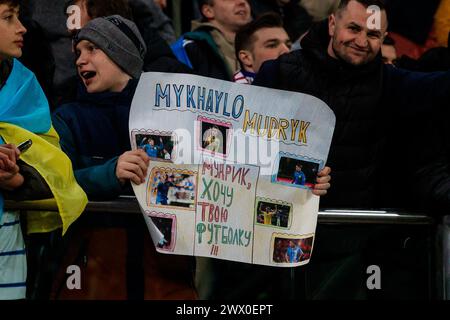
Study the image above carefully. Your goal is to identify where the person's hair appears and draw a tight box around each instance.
[383,35,395,46]
[65,0,132,20]
[235,12,284,57]
[337,0,386,12]
[0,0,20,7]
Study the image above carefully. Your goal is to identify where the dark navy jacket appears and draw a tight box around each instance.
[52,80,138,200]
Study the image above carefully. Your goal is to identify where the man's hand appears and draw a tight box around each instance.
[312,166,331,196]
[116,149,150,185]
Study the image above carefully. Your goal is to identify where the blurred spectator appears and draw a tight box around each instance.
[385,0,441,46]
[23,0,75,107]
[25,0,179,107]
[66,0,190,72]
[172,0,252,80]
[396,35,450,72]
[154,0,167,10]
[432,0,450,47]
[381,35,397,65]
[18,2,55,105]
[234,12,291,84]
[300,0,339,21]
[249,0,312,47]
[132,0,175,44]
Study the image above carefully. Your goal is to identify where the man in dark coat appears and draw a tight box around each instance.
[254,0,450,299]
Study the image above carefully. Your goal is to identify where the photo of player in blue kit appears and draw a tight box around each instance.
[285,240,303,263]
[292,164,306,185]
[135,133,173,161]
[149,170,197,209]
[272,236,314,264]
[144,137,163,158]
[275,156,319,190]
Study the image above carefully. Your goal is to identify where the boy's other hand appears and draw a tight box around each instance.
[116,149,150,185]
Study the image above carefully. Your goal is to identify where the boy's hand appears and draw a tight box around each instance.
[312,166,331,196]
[116,149,150,185]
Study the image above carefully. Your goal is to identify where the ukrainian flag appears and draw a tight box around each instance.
[0,59,87,235]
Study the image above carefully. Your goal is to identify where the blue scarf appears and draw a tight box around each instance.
[0,59,51,222]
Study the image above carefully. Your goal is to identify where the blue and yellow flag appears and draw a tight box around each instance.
[0,59,87,234]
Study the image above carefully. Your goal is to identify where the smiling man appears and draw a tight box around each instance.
[327,0,387,66]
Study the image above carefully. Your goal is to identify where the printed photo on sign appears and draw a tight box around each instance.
[272,154,321,190]
[147,168,197,210]
[135,133,173,161]
[148,213,176,252]
[255,199,291,229]
[198,116,231,157]
[272,236,314,263]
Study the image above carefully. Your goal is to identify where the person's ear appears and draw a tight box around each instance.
[238,50,254,71]
[201,4,215,20]
[328,14,336,37]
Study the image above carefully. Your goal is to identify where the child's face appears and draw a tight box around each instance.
[75,40,131,93]
[0,4,26,61]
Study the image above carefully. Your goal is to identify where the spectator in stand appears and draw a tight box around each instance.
[172,0,252,81]
[233,12,291,84]
[381,35,397,65]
